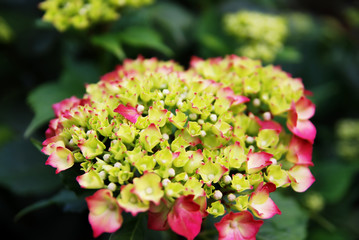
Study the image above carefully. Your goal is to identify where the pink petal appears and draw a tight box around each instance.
[189,56,204,67]
[215,211,263,240]
[287,118,316,144]
[247,151,273,174]
[86,189,123,238]
[287,136,313,166]
[100,69,120,82]
[167,195,202,240]
[288,165,315,192]
[217,87,250,105]
[249,183,281,219]
[52,96,81,118]
[295,96,315,120]
[45,146,74,174]
[114,103,140,123]
[255,116,282,133]
[148,199,171,231]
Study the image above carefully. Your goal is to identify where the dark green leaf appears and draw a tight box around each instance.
[257,192,309,240]
[91,33,126,60]
[119,26,173,56]
[15,189,78,221]
[0,139,61,195]
[110,214,144,240]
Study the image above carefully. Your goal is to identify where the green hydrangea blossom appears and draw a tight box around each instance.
[39,0,154,31]
[42,56,316,238]
[223,10,288,62]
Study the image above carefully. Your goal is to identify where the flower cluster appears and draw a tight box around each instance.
[39,0,154,31]
[42,55,316,239]
[223,11,288,62]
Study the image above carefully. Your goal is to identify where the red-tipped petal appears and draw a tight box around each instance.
[114,103,140,123]
[86,189,123,238]
[247,151,273,174]
[287,119,316,144]
[295,96,315,120]
[215,211,263,240]
[167,195,202,240]
[287,136,314,166]
[249,183,281,219]
[288,165,315,192]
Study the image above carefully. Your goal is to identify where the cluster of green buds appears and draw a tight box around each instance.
[39,0,154,31]
[223,10,288,62]
[42,55,316,239]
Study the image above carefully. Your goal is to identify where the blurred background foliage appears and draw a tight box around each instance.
[1,0,359,239]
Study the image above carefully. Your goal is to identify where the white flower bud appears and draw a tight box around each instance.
[263,112,271,121]
[227,193,236,202]
[200,130,206,137]
[107,182,117,191]
[162,133,169,141]
[162,178,171,187]
[223,175,232,184]
[114,162,122,168]
[162,89,170,95]
[246,136,254,144]
[103,153,111,162]
[168,168,175,177]
[189,113,197,120]
[198,119,204,125]
[210,114,217,122]
[270,157,277,165]
[137,104,145,113]
[213,190,223,200]
[253,98,261,106]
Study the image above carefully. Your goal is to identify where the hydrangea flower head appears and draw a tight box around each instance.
[42,55,316,239]
[39,0,154,31]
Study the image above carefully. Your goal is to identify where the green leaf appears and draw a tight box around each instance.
[15,189,78,221]
[91,33,126,60]
[311,161,357,204]
[25,82,71,137]
[0,139,61,195]
[110,214,144,240]
[257,192,309,240]
[119,26,173,56]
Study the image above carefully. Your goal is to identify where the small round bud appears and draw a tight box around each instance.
[162,178,171,187]
[253,98,261,106]
[162,89,170,95]
[168,168,175,177]
[270,157,277,165]
[263,112,271,121]
[107,182,117,191]
[227,193,236,202]
[189,113,197,120]
[248,145,255,152]
[210,114,217,122]
[198,119,204,125]
[176,100,183,108]
[114,162,122,168]
[262,94,269,101]
[183,173,189,181]
[103,153,111,162]
[246,136,254,144]
[223,175,232,184]
[99,171,107,180]
[213,190,223,200]
[200,130,206,137]
[162,133,169,141]
[69,139,74,145]
[137,104,145,112]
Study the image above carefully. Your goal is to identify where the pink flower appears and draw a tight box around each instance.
[246,150,273,174]
[52,96,82,118]
[249,182,281,219]
[287,135,313,166]
[167,195,203,240]
[114,103,140,123]
[86,189,123,238]
[254,115,282,133]
[215,211,263,240]
[217,87,250,105]
[45,146,74,173]
[287,96,316,143]
[45,118,63,138]
[288,165,315,192]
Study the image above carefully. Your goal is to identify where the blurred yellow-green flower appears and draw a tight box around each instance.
[223,10,288,62]
[39,0,154,31]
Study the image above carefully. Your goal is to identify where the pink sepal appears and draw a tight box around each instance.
[86,189,123,238]
[249,183,281,219]
[167,195,202,240]
[147,198,171,231]
[45,146,74,174]
[215,211,263,240]
[52,96,81,118]
[287,136,313,166]
[247,151,273,174]
[114,103,140,123]
[288,165,315,192]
